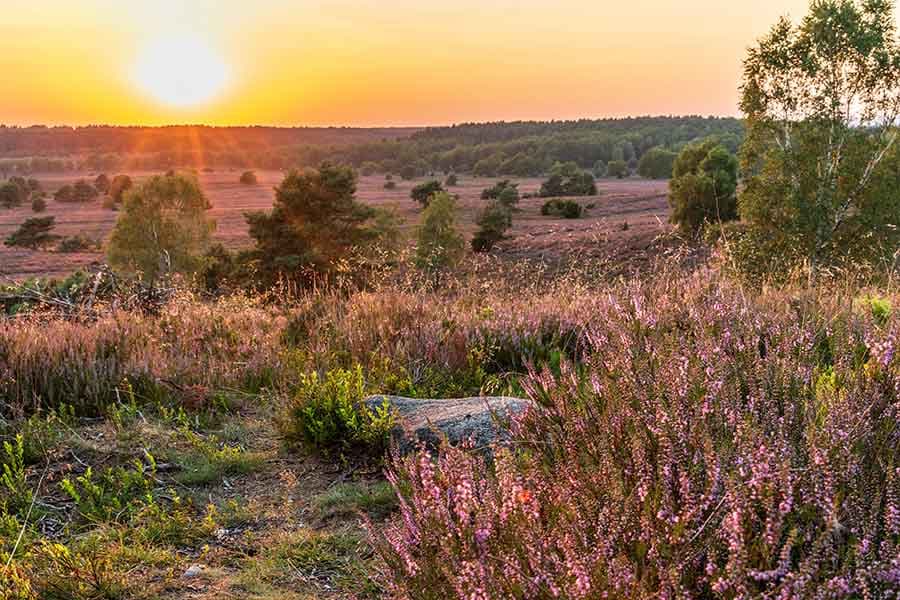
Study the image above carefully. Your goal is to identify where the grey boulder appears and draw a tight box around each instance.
[364,395,530,453]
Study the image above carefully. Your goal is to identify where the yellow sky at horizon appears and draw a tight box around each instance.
[0,0,828,127]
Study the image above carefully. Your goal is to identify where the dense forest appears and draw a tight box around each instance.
[0,116,743,175]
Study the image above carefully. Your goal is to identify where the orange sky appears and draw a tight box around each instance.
[0,0,824,126]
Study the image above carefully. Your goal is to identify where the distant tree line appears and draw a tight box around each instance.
[0,117,742,178]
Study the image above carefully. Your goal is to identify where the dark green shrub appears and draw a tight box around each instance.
[0,181,26,208]
[480,180,519,203]
[108,174,133,203]
[607,159,629,178]
[472,201,512,252]
[244,163,383,287]
[279,366,394,456]
[541,199,583,219]
[669,141,738,234]
[637,147,676,179]
[60,457,157,523]
[57,235,99,253]
[94,174,110,194]
[4,217,59,249]
[30,194,47,213]
[410,180,444,206]
[444,173,458,187]
[538,162,596,197]
[239,171,258,185]
[54,180,98,203]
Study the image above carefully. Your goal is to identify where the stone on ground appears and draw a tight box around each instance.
[364,395,530,453]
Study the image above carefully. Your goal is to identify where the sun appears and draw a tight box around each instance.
[133,35,231,108]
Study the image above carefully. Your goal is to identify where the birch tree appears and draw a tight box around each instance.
[739,0,900,273]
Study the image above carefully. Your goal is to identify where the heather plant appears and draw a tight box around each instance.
[0,295,287,418]
[374,276,900,598]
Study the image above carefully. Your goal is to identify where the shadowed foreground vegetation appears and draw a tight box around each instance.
[1,256,899,598]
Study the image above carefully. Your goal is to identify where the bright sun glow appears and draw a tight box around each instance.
[133,35,231,107]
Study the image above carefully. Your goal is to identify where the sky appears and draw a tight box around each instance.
[0,0,820,127]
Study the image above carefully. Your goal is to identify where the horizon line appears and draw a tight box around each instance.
[0,113,745,130]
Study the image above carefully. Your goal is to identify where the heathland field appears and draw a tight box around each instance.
[4,1,900,598]
[0,172,670,281]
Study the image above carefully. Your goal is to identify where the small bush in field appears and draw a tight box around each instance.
[540,198,583,218]
[471,201,512,252]
[239,170,258,185]
[94,173,110,194]
[30,194,47,213]
[669,140,738,234]
[444,173,458,187]
[60,456,157,523]
[539,162,596,197]
[4,216,60,249]
[384,180,397,190]
[56,235,99,253]
[279,366,394,457]
[480,179,519,205]
[108,174,133,203]
[54,180,99,203]
[607,158,629,178]
[410,180,444,207]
